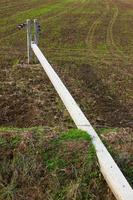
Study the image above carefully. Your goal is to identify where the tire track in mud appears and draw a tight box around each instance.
[85,0,129,62]
[106,6,119,51]
[82,0,132,127]
[106,4,124,58]
[40,1,89,60]
[85,0,110,59]
[106,0,129,60]
[85,18,101,58]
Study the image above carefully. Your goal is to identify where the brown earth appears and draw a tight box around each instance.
[113,0,133,9]
[101,127,133,186]
[0,1,132,199]
[0,0,133,128]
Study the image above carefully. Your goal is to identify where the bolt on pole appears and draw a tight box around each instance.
[27,19,32,64]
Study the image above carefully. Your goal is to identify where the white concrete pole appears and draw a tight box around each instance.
[31,43,133,200]
[34,19,39,63]
[27,19,32,64]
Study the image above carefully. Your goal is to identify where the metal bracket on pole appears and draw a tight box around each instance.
[34,19,39,63]
[18,19,40,64]
[34,19,39,45]
[27,19,32,64]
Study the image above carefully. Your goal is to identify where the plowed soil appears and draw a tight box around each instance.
[0,0,133,128]
[113,0,133,9]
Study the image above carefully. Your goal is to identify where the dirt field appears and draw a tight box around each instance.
[0,0,133,199]
[113,0,133,8]
[0,0,133,128]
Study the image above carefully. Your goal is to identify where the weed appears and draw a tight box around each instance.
[59,129,92,141]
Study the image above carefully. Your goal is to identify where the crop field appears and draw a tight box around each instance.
[0,0,133,128]
[0,0,133,199]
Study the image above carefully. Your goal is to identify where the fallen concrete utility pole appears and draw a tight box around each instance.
[31,42,133,200]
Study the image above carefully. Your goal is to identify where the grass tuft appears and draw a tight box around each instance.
[59,129,92,141]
